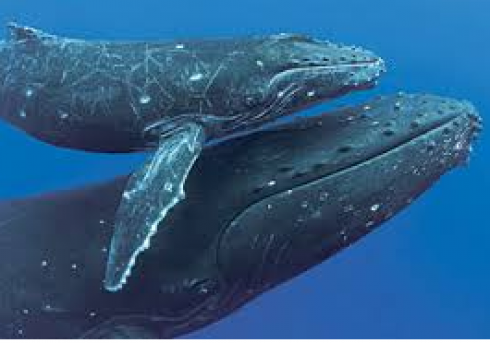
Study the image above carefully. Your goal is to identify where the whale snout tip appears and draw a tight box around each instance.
[387,94,483,166]
[313,41,387,89]
[343,56,386,89]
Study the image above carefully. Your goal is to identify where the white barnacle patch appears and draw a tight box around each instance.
[175,44,185,49]
[277,91,285,98]
[58,111,70,119]
[189,73,204,82]
[319,192,329,202]
[454,141,464,151]
[340,229,348,242]
[164,182,173,192]
[267,180,277,187]
[307,90,316,98]
[370,203,380,212]
[343,204,354,212]
[122,191,132,200]
[25,88,34,98]
[41,260,48,268]
[19,110,27,118]
[71,263,78,270]
[256,60,264,68]
[99,219,106,225]
[22,309,29,315]
[89,311,97,317]
[139,94,152,105]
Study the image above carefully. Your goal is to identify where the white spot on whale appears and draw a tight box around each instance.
[164,182,173,192]
[175,44,185,49]
[139,94,152,104]
[189,73,204,81]
[25,88,34,97]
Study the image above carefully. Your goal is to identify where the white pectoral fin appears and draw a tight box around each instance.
[104,122,205,292]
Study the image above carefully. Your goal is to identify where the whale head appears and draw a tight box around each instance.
[218,33,386,134]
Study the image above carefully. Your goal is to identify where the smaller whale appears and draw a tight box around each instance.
[0,24,385,291]
[0,94,481,338]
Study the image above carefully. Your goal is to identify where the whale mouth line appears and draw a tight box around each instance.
[284,58,384,72]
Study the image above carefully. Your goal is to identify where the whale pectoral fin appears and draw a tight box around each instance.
[104,122,206,292]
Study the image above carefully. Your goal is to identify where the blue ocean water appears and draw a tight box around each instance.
[0,0,488,338]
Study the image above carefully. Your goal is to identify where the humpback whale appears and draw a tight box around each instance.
[0,94,481,338]
[0,24,385,291]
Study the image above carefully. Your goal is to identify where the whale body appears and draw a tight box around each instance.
[0,24,385,290]
[0,94,480,338]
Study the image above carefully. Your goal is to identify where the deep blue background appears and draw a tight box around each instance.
[0,0,489,338]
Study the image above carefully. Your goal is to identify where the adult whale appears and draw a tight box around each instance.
[0,24,385,291]
[0,94,481,338]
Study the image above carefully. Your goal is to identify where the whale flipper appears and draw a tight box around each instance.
[104,122,205,292]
